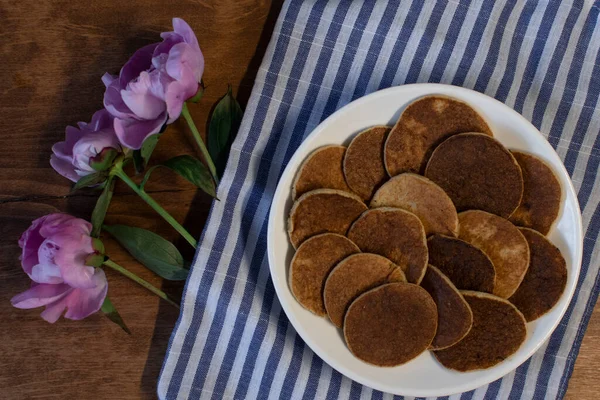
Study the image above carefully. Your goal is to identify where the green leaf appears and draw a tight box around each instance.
[101,296,131,334]
[132,134,162,174]
[163,155,217,198]
[208,85,243,177]
[91,177,115,237]
[141,134,161,166]
[132,150,144,174]
[72,171,108,191]
[103,224,189,281]
[139,156,217,198]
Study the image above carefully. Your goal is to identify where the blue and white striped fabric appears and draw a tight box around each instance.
[159,1,600,398]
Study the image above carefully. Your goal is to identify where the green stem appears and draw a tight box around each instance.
[103,260,179,308]
[181,102,220,185]
[112,167,197,248]
[91,177,115,237]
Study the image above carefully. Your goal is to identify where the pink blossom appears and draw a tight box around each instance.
[102,18,204,149]
[50,109,121,183]
[11,214,108,323]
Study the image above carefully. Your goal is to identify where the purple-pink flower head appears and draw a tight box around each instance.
[11,214,108,323]
[50,109,121,183]
[102,18,204,150]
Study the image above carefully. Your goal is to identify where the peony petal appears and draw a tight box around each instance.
[19,216,48,274]
[119,43,159,87]
[52,141,74,163]
[64,125,82,146]
[58,263,96,289]
[71,129,121,173]
[31,238,63,284]
[30,263,63,284]
[63,269,108,320]
[20,215,93,278]
[172,18,200,50]
[101,72,117,88]
[154,33,182,62]
[164,81,186,123]
[52,142,72,162]
[166,42,204,83]
[50,155,79,183]
[114,113,167,149]
[88,109,114,132]
[51,124,82,171]
[165,67,197,122]
[121,72,166,120]
[11,283,71,309]
[40,299,68,323]
[37,239,58,264]
[54,233,96,289]
[72,150,96,175]
[19,215,46,248]
[39,214,91,238]
[104,82,135,120]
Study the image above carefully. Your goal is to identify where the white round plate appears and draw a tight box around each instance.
[266,84,583,397]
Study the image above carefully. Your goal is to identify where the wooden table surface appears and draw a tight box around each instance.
[0,1,596,398]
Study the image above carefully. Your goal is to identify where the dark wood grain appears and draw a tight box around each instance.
[0,1,281,398]
[0,0,596,398]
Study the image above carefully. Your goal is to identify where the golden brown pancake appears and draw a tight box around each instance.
[509,151,562,235]
[324,253,405,328]
[458,210,530,299]
[288,189,367,248]
[384,95,492,176]
[425,133,524,218]
[421,265,473,350]
[427,234,496,293]
[347,207,428,284]
[289,233,360,316]
[344,283,437,366]
[292,145,352,200]
[509,228,568,321]
[343,126,390,201]
[371,173,459,236]
[434,291,526,371]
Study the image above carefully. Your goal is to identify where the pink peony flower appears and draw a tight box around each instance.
[11,214,108,323]
[102,18,204,149]
[50,109,121,183]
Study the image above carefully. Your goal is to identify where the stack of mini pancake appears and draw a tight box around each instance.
[287,95,567,371]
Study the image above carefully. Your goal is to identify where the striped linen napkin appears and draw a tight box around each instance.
[159,1,600,398]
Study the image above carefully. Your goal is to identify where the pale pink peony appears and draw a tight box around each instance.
[50,109,121,183]
[102,18,204,149]
[11,214,108,323]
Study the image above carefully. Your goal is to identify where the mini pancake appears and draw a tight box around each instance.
[384,95,492,176]
[509,228,568,321]
[371,173,459,237]
[347,208,428,284]
[324,253,405,328]
[289,233,360,316]
[288,189,367,248]
[343,126,390,201]
[509,151,562,235]
[434,291,527,372]
[344,283,437,366]
[420,265,473,350]
[458,210,530,299]
[427,234,496,293]
[292,145,352,199]
[425,133,524,218]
